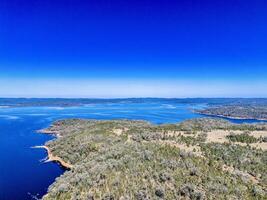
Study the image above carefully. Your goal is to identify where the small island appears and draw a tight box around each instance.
[39,118,267,199]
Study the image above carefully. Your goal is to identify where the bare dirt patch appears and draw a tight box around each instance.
[204,130,267,150]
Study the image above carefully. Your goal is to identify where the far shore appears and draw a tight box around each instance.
[195,111,267,121]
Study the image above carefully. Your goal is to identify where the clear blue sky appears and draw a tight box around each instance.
[0,0,266,98]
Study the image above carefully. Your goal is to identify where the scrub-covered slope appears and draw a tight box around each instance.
[41,118,267,200]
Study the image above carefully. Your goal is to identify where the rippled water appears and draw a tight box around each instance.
[0,101,263,200]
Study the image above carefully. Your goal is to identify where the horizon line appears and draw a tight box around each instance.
[1,97,267,99]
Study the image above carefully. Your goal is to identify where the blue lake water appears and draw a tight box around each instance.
[0,101,265,200]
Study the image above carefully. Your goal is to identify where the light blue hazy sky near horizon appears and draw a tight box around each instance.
[1,76,267,98]
[0,0,267,98]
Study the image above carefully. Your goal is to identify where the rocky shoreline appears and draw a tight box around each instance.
[35,125,72,169]
[33,145,73,169]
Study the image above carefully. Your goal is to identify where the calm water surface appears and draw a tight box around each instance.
[0,102,264,200]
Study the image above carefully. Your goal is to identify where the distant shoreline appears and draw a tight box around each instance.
[196,112,267,121]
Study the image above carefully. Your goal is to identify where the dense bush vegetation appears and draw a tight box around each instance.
[227,133,259,144]
[42,118,267,200]
[200,143,267,185]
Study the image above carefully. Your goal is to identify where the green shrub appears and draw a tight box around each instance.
[227,133,258,144]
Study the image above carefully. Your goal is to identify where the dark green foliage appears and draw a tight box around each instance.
[227,133,259,144]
